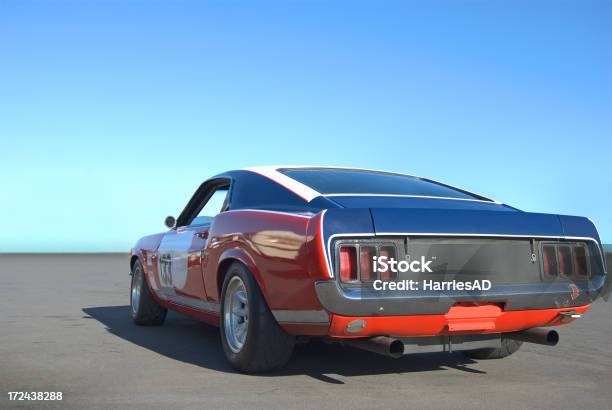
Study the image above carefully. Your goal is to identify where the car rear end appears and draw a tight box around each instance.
[312,206,607,355]
[257,167,607,356]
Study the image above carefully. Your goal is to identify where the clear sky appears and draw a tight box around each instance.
[1,0,610,252]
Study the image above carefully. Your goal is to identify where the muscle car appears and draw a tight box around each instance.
[129,166,607,372]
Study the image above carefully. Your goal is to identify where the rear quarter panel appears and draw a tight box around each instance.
[205,210,327,311]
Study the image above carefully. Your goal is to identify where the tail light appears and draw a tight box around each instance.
[542,245,557,279]
[379,245,397,280]
[337,242,399,283]
[573,245,588,278]
[339,246,357,282]
[557,246,572,277]
[359,246,376,281]
[540,242,590,280]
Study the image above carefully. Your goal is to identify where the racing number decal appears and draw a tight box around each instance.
[156,231,192,291]
[159,253,173,287]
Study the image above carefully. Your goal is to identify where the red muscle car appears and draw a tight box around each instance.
[129,167,607,372]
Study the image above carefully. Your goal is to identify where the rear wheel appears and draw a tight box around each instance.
[220,262,295,372]
[131,260,167,325]
[463,336,522,360]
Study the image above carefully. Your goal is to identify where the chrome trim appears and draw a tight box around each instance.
[324,232,373,278]
[224,209,315,219]
[324,232,604,279]
[559,311,582,319]
[162,292,220,314]
[131,266,142,316]
[587,219,607,273]
[320,209,333,278]
[271,309,330,324]
[323,193,501,204]
[223,276,249,353]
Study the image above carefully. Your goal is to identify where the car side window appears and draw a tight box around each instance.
[189,186,230,226]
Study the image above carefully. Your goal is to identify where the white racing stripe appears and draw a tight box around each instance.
[245,165,501,204]
[246,166,321,202]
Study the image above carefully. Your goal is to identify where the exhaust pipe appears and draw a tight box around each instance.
[506,328,559,346]
[343,336,404,358]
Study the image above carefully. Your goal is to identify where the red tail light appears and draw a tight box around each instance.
[541,243,590,280]
[573,246,588,277]
[359,246,376,281]
[339,246,357,282]
[542,245,557,278]
[379,245,397,280]
[557,246,572,277]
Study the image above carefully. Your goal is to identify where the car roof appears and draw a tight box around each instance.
[241,166,501,204]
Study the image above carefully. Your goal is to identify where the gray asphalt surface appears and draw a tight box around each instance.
[1,253,611,410]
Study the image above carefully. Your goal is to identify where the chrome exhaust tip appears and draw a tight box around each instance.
[343,336,404,358]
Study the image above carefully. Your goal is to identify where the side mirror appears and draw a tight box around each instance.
[164,216,176,229]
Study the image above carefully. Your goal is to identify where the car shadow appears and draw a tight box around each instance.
[82,305,484,383]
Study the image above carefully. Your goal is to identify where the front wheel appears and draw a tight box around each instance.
[220,262,295,372]
[131,260,167,326]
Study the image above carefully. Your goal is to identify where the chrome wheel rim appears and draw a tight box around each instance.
[223,276,249,353]
[131,266,142,316]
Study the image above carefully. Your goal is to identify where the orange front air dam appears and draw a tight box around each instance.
[328,304,591,338]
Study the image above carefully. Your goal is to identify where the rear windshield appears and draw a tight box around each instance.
[279,168,485,200]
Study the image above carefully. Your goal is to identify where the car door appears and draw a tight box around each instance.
[156,181,230,312]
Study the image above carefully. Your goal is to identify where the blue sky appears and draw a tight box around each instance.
[1,0,610,252]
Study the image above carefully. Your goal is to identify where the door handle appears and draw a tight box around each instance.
[197,231,209,240]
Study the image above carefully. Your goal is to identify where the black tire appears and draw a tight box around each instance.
[462,336,522,360]
[220,262,295,373]
[131,259,167,326]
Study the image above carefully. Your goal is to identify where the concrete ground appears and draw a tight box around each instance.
[1,253,611,410]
